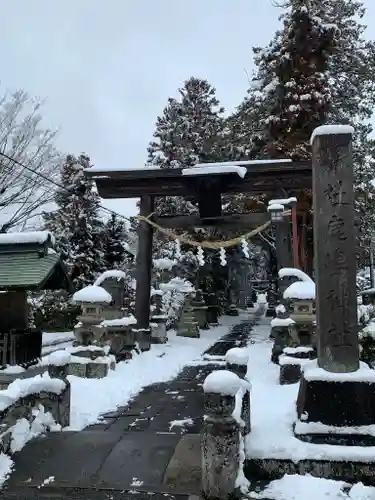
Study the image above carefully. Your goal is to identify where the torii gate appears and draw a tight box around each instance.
[85,159,312,343]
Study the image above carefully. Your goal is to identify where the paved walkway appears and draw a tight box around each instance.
[2,315,258,500]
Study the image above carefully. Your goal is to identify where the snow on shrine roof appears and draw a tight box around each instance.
[72,285,112,303]
[310,124,354,144]
[0,231,55,246]
[283,281,316,300]
[94,270,126,286]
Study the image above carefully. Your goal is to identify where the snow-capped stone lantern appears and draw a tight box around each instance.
[150,290,167,344]
[73,285,112,345]
[283,279,316,348]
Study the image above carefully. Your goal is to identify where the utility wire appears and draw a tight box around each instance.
[0,151,134,225]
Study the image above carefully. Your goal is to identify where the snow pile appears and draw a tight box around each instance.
[310,124,354,144]
[0,373,66,412]
[182,165,247,179]
[72,285,112,304]
[100,315,137,328]
[203,370,242,396]
[275,304,286,315]
[9,405,61,453]
[67,319,238,430]
[94,270,126,286]
[284,281,316,300]
[279,268,313,283]
[0,230,54,245]
[267,203,284,212]
[254,474,375,499]
[225,347,249,366]
[153,258,176,270]
[269,197,297,206]
[271,317,295,327]
[303,359,375,383]
[358,304,374,325]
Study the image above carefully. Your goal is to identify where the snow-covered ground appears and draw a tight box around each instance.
[0,315,244,487]
[245,323,375,499]
[252,474,375,499]
[67,315,240,430]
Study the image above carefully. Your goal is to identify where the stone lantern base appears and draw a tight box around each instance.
[295,361,375,446]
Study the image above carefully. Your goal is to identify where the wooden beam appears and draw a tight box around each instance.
[153,212,269,229]
[85,161,312,199]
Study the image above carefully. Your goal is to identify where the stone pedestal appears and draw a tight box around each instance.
[278,347,315,385]
[191,290,209,330]
[295,361,375,445]
[150,315,168,344]
[226,347,251,435]
[177,297,200,338]
[205,292,220,325]
[270,311,296,364]
[202,370,242,500]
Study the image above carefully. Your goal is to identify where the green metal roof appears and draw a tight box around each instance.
[0,251,71,291]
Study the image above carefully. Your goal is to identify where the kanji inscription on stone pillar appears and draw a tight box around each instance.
[311,125,359,373]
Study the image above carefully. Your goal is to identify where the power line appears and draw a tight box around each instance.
[0,151,134,225]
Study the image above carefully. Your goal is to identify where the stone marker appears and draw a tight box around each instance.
[201,370,241,500]
[225,347,251,435]
[311,126,359,373]
[295,125,373,445]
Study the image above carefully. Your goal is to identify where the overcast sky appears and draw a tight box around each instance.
[0,0,374,220]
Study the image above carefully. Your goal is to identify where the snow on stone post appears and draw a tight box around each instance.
[202,370,241,500]
[134,195,154,351]
[311,125,359,373]
[225,348,251,436]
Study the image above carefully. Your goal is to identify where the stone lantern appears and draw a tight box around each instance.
[73,285,112,345]
[283,280,316,347]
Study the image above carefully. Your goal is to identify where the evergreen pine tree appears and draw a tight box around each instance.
[147,77,228,217]
[230,0,375,263]
[102,213,129,269]
[44,153,105,289]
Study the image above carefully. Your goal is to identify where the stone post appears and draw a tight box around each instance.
[225,348,251,435]
[134,195,154,351]
[312,126,359,373]
[294,126,369,445]
[268,204,293,301]
[202,370,242,500]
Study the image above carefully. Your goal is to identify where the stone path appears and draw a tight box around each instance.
[2,316,257,499]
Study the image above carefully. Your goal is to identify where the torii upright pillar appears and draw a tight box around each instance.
[134,195,154,351]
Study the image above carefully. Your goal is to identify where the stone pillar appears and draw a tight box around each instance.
[294,126,370,446]
[312,127,359,373]
[225,348,251,435]
[134,195,154,351]
[268,204,293,302]
[202,370,241,500]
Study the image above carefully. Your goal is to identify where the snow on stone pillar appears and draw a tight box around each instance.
[311,125,359,373]
[202,370,241,500]
[225,348,251,436]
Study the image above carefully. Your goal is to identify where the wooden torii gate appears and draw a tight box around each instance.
[85,160,312,341]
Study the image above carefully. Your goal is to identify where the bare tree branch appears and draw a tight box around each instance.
[0,89,61,232]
